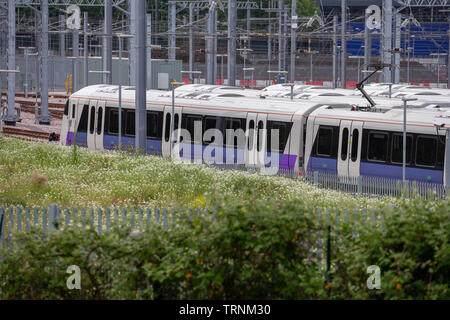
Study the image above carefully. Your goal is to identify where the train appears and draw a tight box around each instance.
[61,84,450,186]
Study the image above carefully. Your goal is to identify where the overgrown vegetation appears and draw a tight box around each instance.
[0,198,448,299]
[0,137,448,299]
[0,136,387,209]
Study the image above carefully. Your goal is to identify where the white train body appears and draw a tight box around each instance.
[61,85,450,186]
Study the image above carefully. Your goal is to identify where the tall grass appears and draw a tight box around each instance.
[0,136,415,209]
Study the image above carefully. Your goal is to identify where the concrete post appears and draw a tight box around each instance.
[4,0,16,125]
[168,1,176,60]
[227,0,237,86]
[103,0,112,84]
[135,0,147,153]
[84,12,88,87]
[341,0,347,88]
[382,0,392,83]
[189,3,194,84]
[72,28,79,92]
[59,15,66,57]
[129,0,136,86]
[290,0,297,83]
[39,0,51,124]
[333,15,338,88]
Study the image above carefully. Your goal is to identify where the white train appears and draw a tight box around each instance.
[61,84,450,186]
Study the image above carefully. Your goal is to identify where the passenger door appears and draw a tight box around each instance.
[161,105,182,158]
[348,121,363,177]
[255,113,268,167]
[87,101,98,150]
[337,120,362,177]
[95,100,105,150]
[245,113,257,167]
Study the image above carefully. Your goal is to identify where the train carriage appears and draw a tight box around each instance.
[61,85,450,187]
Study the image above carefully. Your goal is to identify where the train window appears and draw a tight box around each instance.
[224,118,246,147]
[72,104,76,119]
[416,136,437,167]
[147,111,163,139]
[203,116,219,144]
[105,108,123,135]
[97,107,103,135]
[266,121,292,154]
[437,137,445,168]
[64,101,69,116]
[89,106,95,134]
[248,120,255,151]
[351,129,359,162]
[367,132,389,162]
[341,128,349,161]
[391,134,412,164]
[316,127,333,157]
[174,114,179,130]
[257,121,264,152]
[77,105,89,132]
[164,113,171,142]
[181,114,202,143]
[125,110,135,136]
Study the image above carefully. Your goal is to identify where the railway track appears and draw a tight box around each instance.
[2,126,58,142]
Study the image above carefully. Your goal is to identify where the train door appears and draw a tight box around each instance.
[245,112,257,167]
[161,105,182,157]
[95,100,105,150]
[348,121,363,177]
[337,120,363,177]
[256,113,268,167]
[87,100,98,150]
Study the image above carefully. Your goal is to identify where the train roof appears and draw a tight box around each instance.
[310,104,450,130]
[70,84,351,117]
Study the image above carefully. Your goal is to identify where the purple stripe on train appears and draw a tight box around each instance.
[66,132,74,146]
[360,162,443,184]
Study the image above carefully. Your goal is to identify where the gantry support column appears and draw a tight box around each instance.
[4,0,17,125]
[394,12,401,84]
[278,0,285,74]
[84,12,88,87]
[364,9,371,83]
[59,15,65,57]
[72,28,79,92]
[147,13,152,89]
[128,0,136,86]
[382,0,392,83]
[290,0,297,83]
[103,0,112,84]
[39,0,51,124]
[168,1,176,60]
[341,0,347,88]
[448,13,450,88]
[189,3,194,83]
[206,0,216,85]
[227,0,236,86]
[135,0,147,153]
[333,15,338,88]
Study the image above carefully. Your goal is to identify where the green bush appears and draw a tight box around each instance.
[329,199,450,299]
[1,198,448,300]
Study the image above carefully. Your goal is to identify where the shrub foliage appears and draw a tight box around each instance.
[1,198,448,300]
